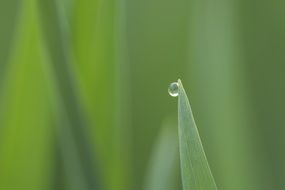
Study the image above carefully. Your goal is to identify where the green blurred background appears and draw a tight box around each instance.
[1,0,285,189]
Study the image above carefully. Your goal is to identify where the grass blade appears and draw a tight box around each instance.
[144,118,179,190]
[37,0,100,189]
[0,0,20,86]
[72,1,126,189]
[0,1,52,189]
[186,1,264,188]
[73,0,133,189]
[177,79,217,190]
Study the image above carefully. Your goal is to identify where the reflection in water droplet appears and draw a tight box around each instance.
[168,82,179,97]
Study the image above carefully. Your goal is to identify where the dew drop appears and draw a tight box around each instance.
[168,82,179,97]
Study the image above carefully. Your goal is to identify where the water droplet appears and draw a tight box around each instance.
[168,82,179,97]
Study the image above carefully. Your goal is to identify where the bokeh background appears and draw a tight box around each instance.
[1,0,285,190]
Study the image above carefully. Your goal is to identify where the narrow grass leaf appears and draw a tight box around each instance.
[0,1,52,189]
[144,118,179,190]
[72,1,116,190]
[0,0,20,86]
[72,0,132,189]
[186,0,265,188]
[37,0,100,189]
[177,79,217,190]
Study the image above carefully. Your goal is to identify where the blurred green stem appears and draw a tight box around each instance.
[37,0,100,189]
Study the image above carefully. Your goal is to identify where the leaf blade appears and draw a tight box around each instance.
[37,0,100,189]
[144,118,179,190]
[178,79,217,190]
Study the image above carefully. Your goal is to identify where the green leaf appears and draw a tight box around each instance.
[37,0,100,189]
[0,0,20,86]
[177,79,217,190]
[0,1,52,189]
[144,118,179,190]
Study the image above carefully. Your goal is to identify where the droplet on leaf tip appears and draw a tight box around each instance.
[168,82,179,97]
